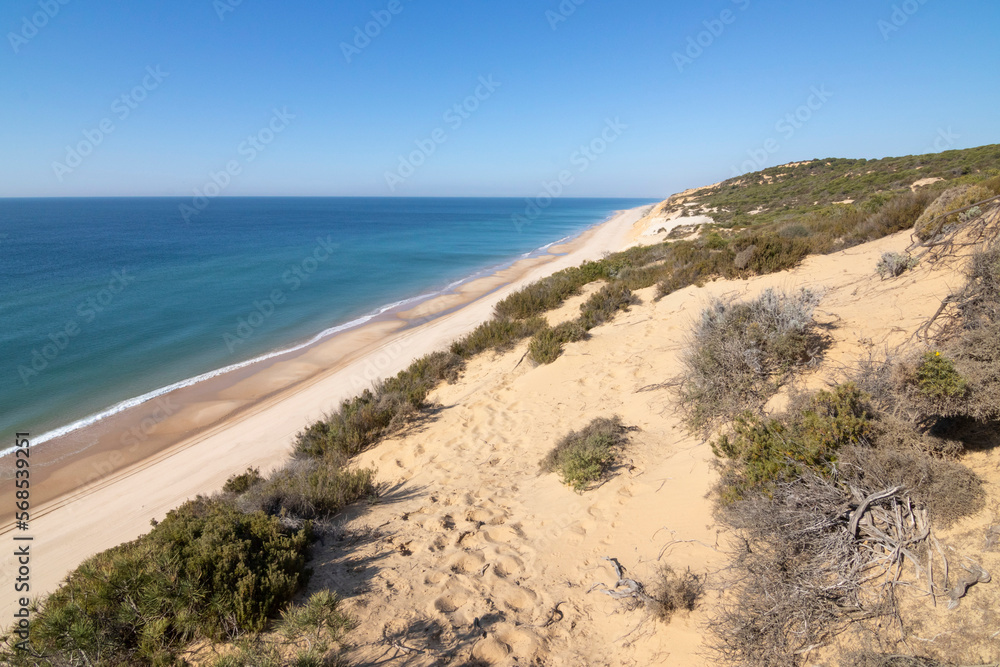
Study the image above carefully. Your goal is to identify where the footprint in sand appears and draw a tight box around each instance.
[562,522,588,543]
[498,583,538,612]
[472,636,511,662]
[430,581,475,616]
[433,595,462,613]
[490,555,523,579]
[465,507,507,526]
[448,551,486,575]
[492,624,543,657]
[424,535,447,552]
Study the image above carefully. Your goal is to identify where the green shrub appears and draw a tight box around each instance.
[916,351,968,399]
[704,231,729,249]
[294,351,464,458]
[528,321,588,364]
[733,234,812,274]
[16,498,312,664]
[541,416,629,491]
[209,641,284,667]
[278,590,351,643]
[851,190,933,244]
[712,384,875,501]
[449,316,546,358]
[984,173,1000,196]
[579,282,639,329]
[294,389,406,458]
[245,458,375,520]
[224,467,264,494]
[493,269,595,320]
[680,288,823,427]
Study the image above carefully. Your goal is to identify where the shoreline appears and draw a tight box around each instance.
[0,207,649,517]
[0,222,598,457]
[0,204,652,614]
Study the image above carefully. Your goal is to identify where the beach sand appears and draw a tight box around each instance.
[0,205,649,619]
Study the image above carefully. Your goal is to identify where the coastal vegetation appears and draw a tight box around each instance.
[540,416,630,491]
[680,287,824,429]
[4,144,998,665]
[692,230,999,664]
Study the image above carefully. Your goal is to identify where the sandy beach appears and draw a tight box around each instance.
[0,204,651,619]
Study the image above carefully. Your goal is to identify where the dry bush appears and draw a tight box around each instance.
[958,240,1000,325]
[710,473,890,667]
[651,565,705,622]
[870,413,964,459]
[839,653,947,667]
[680,287,824,428]
[709,378,986,665]
[881,241,1000,447]
[837,445,983,527]
[914,184,992,240]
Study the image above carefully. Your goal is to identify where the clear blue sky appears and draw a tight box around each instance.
[2,1,997,198]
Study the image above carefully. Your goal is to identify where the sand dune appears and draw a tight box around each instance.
[284,229,982,665]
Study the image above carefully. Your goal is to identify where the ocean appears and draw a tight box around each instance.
[0,197,654,454]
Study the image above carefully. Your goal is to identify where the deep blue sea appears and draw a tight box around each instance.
[0,197,654,453]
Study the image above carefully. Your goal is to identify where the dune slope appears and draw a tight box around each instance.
[289,228,995,666]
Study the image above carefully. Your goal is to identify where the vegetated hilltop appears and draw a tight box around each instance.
[690,143,1000,228]
[3,144,998,666]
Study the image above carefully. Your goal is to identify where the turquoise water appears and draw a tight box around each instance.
[0,197,653,451]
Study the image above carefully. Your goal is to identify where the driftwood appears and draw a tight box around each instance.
[589,557,655,604]
[947,563,992,610]
[849,486,903,537]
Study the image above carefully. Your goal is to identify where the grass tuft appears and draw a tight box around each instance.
[651,566,705,622]
[528,321,588,364]
[540,416,629,491]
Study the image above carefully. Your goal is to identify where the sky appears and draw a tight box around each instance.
[1,1,998,198]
